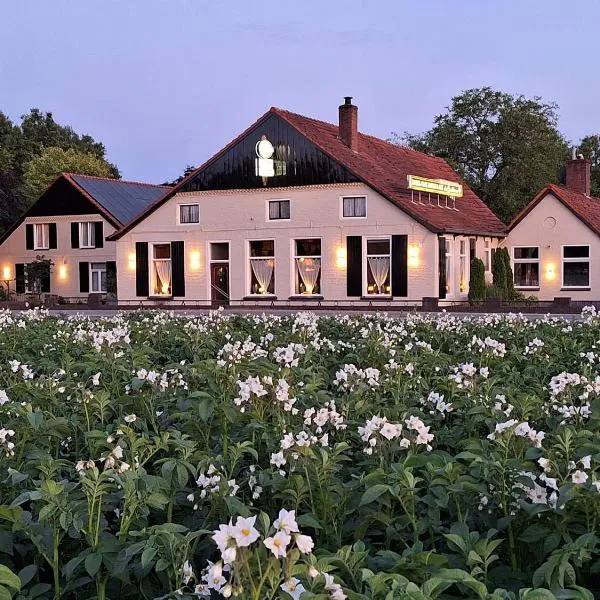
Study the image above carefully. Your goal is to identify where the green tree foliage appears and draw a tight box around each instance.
[500,247,515,300]
[492,249,507,298]
[0,108,119,236]
[22,147,115,202]
[468,258,486,302]
[396,88,569,223]
[577,135,600,197]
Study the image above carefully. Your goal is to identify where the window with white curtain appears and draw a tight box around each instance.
[179,204,200,224]
[342,196,366,218]
[249,240,275,294]
[294,239,321,295]
[484,240,491,272]
[90,262,107,293]
[444,238,453,294]
[152,244,172,296]
[459,239,467,293]
[34,224,49,250]
[365,238,391,295]
[79,222,96,248]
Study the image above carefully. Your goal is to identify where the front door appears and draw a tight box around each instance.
[211,264,229,306]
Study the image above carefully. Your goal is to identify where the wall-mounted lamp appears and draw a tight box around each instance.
[59,262,68,280]
[190,250,201,271]
[545,262,556,281]
[408,244,420,268]
[2,266,11,280]
[128,252,136,271]
[336,247,347,269]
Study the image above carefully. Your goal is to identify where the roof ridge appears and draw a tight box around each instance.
[64,172,171,188]
[548,182,600,202]
[272,107,451,166]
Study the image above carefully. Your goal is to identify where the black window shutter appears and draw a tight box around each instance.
[94,222,104,248]
[438,237,447,300]
[40,263,50,293]
[469,238,476,262]
[15,264,25,293]
[25,224,34,250]
[79,262,89,293]
[49,223,57,249]
[106,261,117,295]
[135,242,149,297]
[171,241,185,297]
[346,236,362,297]
[391,235,408,297]
[71,223,79,248]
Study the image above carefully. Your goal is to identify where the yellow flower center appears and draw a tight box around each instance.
[241,528,250,536]
[273,539,281,547]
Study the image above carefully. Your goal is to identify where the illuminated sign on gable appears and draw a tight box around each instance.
[407,175,463,198]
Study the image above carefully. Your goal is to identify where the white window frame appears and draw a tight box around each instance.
[340,195,367,219]
[248,239,276,296]
[459,238,468,294]
[33,223,50,250]
[266,199,291,222]
[561,244,591,289]
[292,238,322,296]
[444,237,453,296]
[79,222,96,249]
[513,246,540,289]
[90,262,107,293]
[177,203,200,225]
[150,242,172,296]
[484,239,491,273]
[363,236,391,296]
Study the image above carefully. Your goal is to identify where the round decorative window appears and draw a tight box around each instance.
[544,216,557,229]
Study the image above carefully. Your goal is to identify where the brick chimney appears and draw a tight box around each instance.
[339,96,358,152]
[566,155,591,196]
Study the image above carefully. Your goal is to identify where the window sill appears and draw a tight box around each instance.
[560,287,591,291]
[148,295,173,300]
[243,295,277,301]
[288,295,324,301]
[515,287,540,291]
[267,219,291,223]
[361,295,393,301]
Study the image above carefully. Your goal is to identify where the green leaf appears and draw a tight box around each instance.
[84,553,102,577]
[0,585,13,600]
[17,565,37,587]
[224,496,251,517]
[359,484,391,507]
[521,589,557,600]
[141,547,157,569]
[0,565,21,591]
[519,524,550,544]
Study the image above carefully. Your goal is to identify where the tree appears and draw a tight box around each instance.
[577,135,600,197]
[0,108,119,237]
[162,164,196,186]
[500,247,515,300]
[492,249,507,298]
[468,258,486,302]
[22,147,116,202]
[396,88,569,223]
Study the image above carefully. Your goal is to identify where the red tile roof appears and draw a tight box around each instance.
[509,184,600,237]
[109,107,507,240]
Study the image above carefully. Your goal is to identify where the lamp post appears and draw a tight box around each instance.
[2,277,13,301]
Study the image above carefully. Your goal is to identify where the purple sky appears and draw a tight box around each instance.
[1,1,596,184]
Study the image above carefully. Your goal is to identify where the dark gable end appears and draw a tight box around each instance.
[29,176,106,218]
[179,112,360,192]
